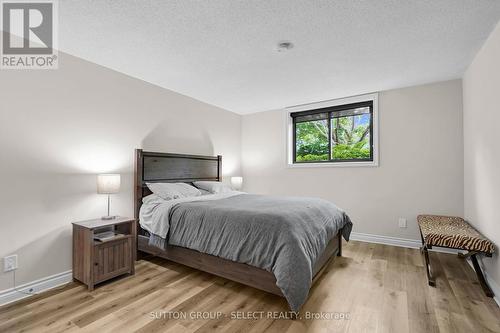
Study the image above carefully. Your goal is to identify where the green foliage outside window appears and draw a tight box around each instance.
[295,120,329,161]
[295,113,371,162]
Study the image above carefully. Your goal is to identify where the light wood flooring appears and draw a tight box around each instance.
[1,241,499,333]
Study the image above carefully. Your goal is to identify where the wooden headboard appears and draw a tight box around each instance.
[134,149,222,222]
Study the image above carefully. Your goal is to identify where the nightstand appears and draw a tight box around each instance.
[72,217,136,291]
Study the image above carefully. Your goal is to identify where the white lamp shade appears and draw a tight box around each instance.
[231,176,243,190]
[97,174,121,194]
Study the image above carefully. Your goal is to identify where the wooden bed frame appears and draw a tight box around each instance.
[134,149,342,298]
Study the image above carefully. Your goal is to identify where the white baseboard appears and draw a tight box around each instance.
[349,231,461,254]
[0,270,72,307]
[350,232,421,249]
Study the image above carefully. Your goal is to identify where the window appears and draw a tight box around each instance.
[287,94,378,166]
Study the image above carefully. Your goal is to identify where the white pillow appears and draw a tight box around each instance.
[193,181,232,194]
[142,194,166,205]
[174,183,202,197]
[146,182,201,200]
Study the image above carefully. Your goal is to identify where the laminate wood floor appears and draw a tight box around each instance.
[1,241,499,333]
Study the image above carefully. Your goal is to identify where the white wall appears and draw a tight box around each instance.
[0,53,470,294]
[463,22,500,285]
[0,53,241,291]
[242,80,464,241]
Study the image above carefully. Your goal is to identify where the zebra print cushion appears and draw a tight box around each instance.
[418,215,495,254]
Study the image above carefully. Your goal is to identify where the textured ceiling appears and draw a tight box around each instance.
[59,1,500,114]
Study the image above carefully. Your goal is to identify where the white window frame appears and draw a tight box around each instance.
[285,93,379,168]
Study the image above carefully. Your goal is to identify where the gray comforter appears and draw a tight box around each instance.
[146,193,352,311]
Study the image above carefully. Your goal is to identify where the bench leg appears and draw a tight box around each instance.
[421,245,436,287]
[470,254,494,298]
[458,251,477,259]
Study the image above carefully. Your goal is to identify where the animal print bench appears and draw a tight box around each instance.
[417,215,495,297]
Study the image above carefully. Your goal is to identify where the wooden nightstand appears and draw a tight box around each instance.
[72,217,136,291]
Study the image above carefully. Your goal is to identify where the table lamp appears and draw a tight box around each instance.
[97,174,121,220]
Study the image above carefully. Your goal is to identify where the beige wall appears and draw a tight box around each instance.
[463,22,500,285]
[0,53,241,291]
[242,80,464,241]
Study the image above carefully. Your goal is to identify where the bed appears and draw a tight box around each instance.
[134,149,352,311]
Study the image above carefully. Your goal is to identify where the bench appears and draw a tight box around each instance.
[417,214,495,297]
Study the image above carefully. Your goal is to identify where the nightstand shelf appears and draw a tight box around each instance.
[94,233,131,244]
[72,217,136,290]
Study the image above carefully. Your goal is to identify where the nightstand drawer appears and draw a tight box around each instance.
[93,236,132,283]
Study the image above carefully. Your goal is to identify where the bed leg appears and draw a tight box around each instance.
[337,231,342,257]
[136,250,148,260]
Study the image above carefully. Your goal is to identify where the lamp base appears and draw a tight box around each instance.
[101,215,117,220]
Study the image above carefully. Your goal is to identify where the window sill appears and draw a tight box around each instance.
[286,161,378,168]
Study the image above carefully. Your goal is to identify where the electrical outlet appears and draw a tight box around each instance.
[3,255,18,272]
[398,218,407,228]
